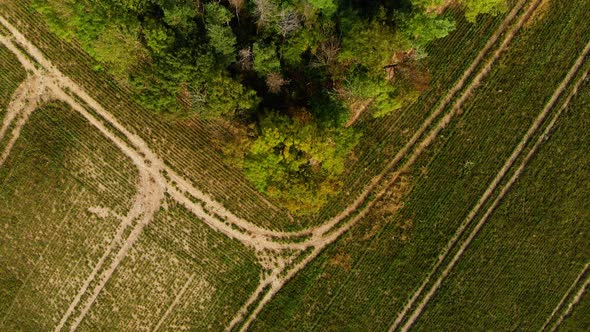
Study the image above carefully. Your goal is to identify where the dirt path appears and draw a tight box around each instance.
[542,263,590,331]
[549,268,590,332]
[396,41,590,332]
[0,72,52,166]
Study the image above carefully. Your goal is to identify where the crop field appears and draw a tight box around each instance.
[75,199,260,331]
[1,0,589,331]
[0,102,138,330]
[413,80,590,330]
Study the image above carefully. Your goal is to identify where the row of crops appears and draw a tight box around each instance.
[247,0,590,330]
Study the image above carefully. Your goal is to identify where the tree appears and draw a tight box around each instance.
[243,112,361,214]
[205,2,237,62]
[253,42,281,76]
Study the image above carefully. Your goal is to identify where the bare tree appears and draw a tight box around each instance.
[266,72,289,93]
[228,0,245,12]
[238,47,253,70]
[311,36,340,68]
[278,11,301,37]
[253,0,277,27]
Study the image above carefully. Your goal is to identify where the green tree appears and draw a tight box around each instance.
[253,42,281,76]
[205,2,237,62]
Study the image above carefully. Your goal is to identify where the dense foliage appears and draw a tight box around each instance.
[34,0,506,214]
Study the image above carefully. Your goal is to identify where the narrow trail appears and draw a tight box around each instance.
[226,264,287,332]
[396,42,590,332]
[541,263,590,331]
[549,269,590,332]
[152,274,196,332]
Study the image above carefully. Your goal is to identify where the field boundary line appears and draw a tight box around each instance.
[396,40,590,331]
[311,0,531,237]
[152,273,195,332]
[541,263,590,331]
[228,0,537,328]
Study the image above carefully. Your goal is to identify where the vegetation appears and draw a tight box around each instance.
[2,0,590,331]
[31,0,500,214]
[413,81,590,330]
[78,199,261,331]
[0,102,139,329]
[251,0,590,329]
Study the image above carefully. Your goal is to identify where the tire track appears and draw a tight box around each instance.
[151,273,196,332]
[55,171,165,331]
[0,73,51,167]
[541,263,590,331]
[396,40,590,332]
[549,272,590,332]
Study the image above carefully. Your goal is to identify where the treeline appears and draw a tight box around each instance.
[34,0,506,214]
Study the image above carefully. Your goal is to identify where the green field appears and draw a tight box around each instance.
[1,0,589,331]
[413,81,590,330]
[250,0,590,330]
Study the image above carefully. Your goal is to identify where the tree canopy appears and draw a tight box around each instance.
[34,0,506,214]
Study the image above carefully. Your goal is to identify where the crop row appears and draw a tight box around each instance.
[248,0,590,329]
[555,281,590,331]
